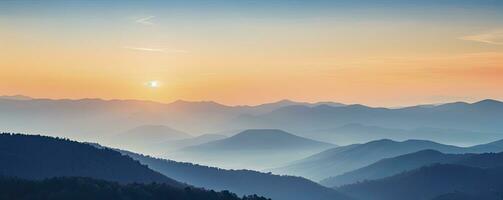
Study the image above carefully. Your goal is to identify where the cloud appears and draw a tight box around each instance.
[135,16,155,25]
[460,30,503,45]
[123,46,188,53]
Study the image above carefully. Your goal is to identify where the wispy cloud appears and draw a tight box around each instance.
[123,46,188,53]
[135,16,155,25]
[460,30,503,45]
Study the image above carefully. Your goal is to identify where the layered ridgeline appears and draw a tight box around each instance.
[273,138,503,181]
[0,176,270,200]
[0,133,181,186]
[146,134,228,157]
[0,133,274,200]
[321,150,466,187]
[1,97,502,149]
[115,148,352,200]
[172,129,335,169]
[0,97,344,142]
[337,164,503,200]
[105,125,192,155]
[322,149,503,187]
[231,99,503,144]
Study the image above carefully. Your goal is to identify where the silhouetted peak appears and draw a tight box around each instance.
[276,99,297,104]
[409,149,444,156]
[0,95,32,100]
[233,129,294,138]
[436,101,470,109]
[344,104,372,110]
[365,139,397,145]
[472,99,503,107]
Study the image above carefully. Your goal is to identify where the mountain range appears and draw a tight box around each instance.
[272,138,503,181]
[1,97,502,153]
[117,148,351,200]
[172,129,335,169]
[105,125,192,154]
[337,164,503,200]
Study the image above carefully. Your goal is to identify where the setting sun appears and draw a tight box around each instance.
[147,80,160,88]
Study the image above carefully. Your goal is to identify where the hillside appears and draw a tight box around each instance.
[320,150,466,187]
[272,139,465,181]
[0,133,181,186]
[337,164,503,200]
[0,176,270,200]
[118,148,351,200]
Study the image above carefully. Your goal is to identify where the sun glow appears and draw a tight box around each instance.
[147,80,160,88]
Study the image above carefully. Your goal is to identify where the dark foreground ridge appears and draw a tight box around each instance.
[0,176,270,200]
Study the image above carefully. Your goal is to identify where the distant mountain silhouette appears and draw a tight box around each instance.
[337,164,503,200]
[0,176,270,200]
[0,133,181,186]
[238,99,345,115]
[175,129,335,169]
[272,139,466,181]
[0,97,343,143]
[0,95,32,100]
[115,148,352,200]
[148,134,227,157]
[106,125,191,154]
[306,123,501,146]
[230,99,503,144]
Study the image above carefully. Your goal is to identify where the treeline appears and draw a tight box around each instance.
[0,176,270,200]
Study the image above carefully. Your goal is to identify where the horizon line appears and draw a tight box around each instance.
[1,94,501,109]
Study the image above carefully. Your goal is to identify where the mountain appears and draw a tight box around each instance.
[239,99,345,115]
[174,129,335,169]
[0,133,181,186]
[0,95,32,100]
[229,99,503,144]
[0,97,341,141]
[320,150,466,187]
[106,125,191,154]
[147,134,227,157]
[323,148,503,187]
[116,148,351,200]
[432,191,502,200]
[337,164,503,200]
[466,138,503,153]
[272,139,466,181]
[305,123,501,146]
[0,176,270,200]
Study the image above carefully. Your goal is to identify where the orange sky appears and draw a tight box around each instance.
[1,1,503,107]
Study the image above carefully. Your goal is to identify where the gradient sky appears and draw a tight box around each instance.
[1,0,503,106]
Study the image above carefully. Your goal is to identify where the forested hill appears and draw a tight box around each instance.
[0,133,181,186]
[0,176,270,200]
[118,148,351,200]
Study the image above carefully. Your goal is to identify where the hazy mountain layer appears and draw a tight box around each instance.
[173,129,335,169]
[230,99,503,144]
[105,125,191,154]
[273,138,503,181]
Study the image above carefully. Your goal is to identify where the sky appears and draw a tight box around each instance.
[1,0,503,107]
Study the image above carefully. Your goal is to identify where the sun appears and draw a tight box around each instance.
[147,80,160,88]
